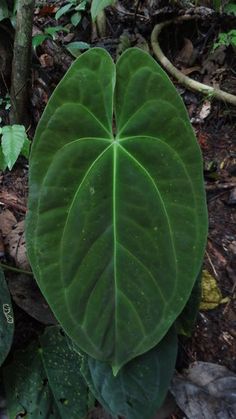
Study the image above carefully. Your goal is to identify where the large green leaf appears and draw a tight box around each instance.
[0,268,14,366]
[81,327,177,419]
[26,48,208,373]
[3,326,91,419]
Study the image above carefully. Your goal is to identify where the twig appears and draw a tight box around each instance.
[206,251,218,278]
[205,182,236,191]
[0,262,33,276]
[132,0,142,30]
[151,15,236,106]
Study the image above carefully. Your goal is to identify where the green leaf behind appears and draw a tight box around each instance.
[81,327,177,419]
[3,326,90,419]
[0,268,14,366]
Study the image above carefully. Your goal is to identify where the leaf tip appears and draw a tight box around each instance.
[112,364,120,377]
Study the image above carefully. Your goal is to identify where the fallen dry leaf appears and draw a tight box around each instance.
[182,65,201,76]
[0,190,27,213]
[200,270,229,310]
[37,5,58,16]
[7,274,57,325]
[207,240,227,267]
[176,38,196,66]
[199,100,211,121]
[197,131,209,150]
[171,362,236,419]
[0,209,17,236]
[39,53,54,68]
[5,220,30,271]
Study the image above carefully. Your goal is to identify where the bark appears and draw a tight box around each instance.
[9,0,35,124]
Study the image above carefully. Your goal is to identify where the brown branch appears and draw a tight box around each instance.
[151,16,236,106]
[9,0,35,124]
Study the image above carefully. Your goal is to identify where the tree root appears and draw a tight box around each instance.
[151,15,236,106]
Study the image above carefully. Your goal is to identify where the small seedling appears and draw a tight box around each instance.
[55,0,88,27]
[0,124,30,170]
[32,26,69,48]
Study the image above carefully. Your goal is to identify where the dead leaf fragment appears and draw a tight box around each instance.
[199,100,211,121]
[200,270,229,310]
[39,53,54,68]
[37,5,58,16]
[0,190,27,213]
[0,209,17,236]
[8,274,57,325]
[176,38,195,66]
[5,220,30,271]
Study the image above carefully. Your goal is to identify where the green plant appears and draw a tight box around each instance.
[213,29,236,50]
[212,0,222,11]
[90,0,115,20]
[0,124,30,170]
[55,0,115,24]
[55,0,88,27]
[32,25,69,48]
[66,41,90,57]
[224,2,236,14]
[26,47,207,415]
[0,93,11,111]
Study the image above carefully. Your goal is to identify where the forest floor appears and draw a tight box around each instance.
[0,1,236,418]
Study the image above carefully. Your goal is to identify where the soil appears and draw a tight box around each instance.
[0,1,235,418]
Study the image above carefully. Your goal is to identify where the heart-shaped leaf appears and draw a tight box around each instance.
[81,327,177,419]
[26,48,208,373]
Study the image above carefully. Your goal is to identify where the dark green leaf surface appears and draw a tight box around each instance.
[81,327,177,419]
[26,48,208,372]
[4,341,59,419]
[176,270,202,336]
[3,326,90,419]
[0,268,14,366]
[40,327,90,418]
